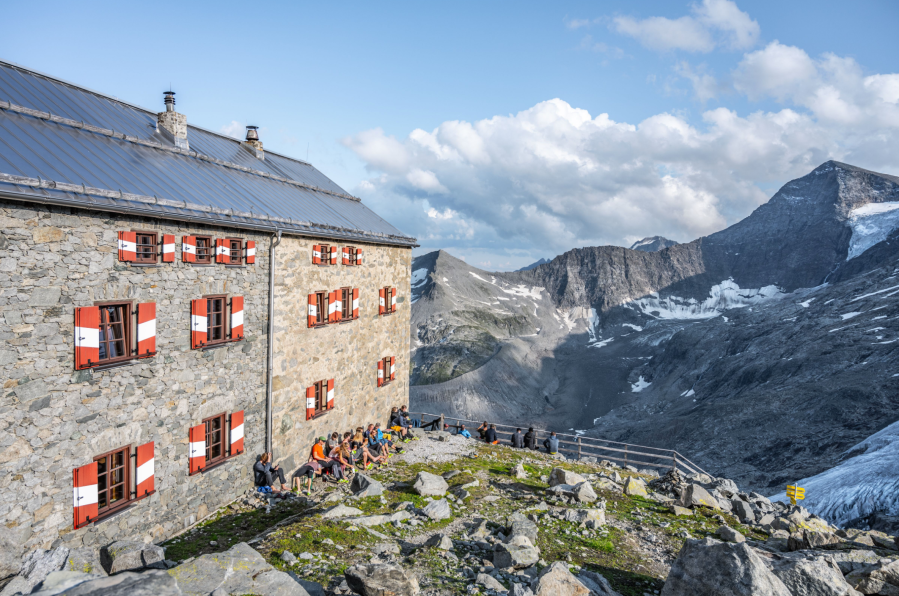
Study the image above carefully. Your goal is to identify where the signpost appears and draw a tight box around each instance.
[786,485,805,506]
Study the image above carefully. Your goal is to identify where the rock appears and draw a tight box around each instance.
[677,484,721,510]
[287,574,326,596]
[623,477,648,497]
[0,533,21,583]
[716,526,746,543]
[731,499,755,524]
[713,478,740,498]
[425,534,454,550]
[766,554,861,596]
[660,538,791,596]
[62,548,106,577]
[101,542,165,575]
[513,463,528,479]
[345,563,420,596]
[510,584,535,596]
[351,474,385,498]
[371,543,401,556]
[595,478,621,492]
[442,470,462,479]
[322,504,364,519]
[31,570,182,596]
[469,519,491,539]
[422,499,451,521]
[477,573,509,593]
[348,511,413,527]
[532,562,591,596]
[494,536,540,570]
[1,547,70,596]
[827,550,881,575]
[549,468,586,487]
[30,571,97,595]
[845,559,899,595]
[281,551,298,564]
[871,533,899,551]
[571,482,597,503]
[507,519,539,545]
[412,472,449,497]
[669,505,693,517]
[576,570,623,596]
[562,509,606,525]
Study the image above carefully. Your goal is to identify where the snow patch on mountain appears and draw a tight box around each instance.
[631,376,651,392]
[627,279,784,320]
[769,418,899,526]
[847,201,899,260]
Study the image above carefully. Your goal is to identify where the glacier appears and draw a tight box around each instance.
[847,201,899,260]
[627,279,783,320]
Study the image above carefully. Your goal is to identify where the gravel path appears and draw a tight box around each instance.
[396,432,477,465]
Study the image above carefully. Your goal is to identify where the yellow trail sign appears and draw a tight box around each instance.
[786,485,805,505]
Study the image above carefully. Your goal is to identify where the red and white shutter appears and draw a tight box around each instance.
[327,291,336,323]
[182,236,196,263]
[356,248,363,265]
[352,288,359,319]
[306,386,315,420]
[215,239,229,264]
[246,241,256,265]
[74,306,99,370]
[137,302,156,358]
[390,356,396,381]
[377,360,384,388]
[117,231,136,262]
[335,291,343,322]
[342,247,349,265]
[231,296,244,340]
[230,410,245,455]
[73,462,98,530]
[161,234,175,262]
[330,246,337,265]
[312,244,321,265]
[391,288,397,312]
[189,424,205,474]
[307,294,317,328]
[327,378,335,410]
[379,289,386,315]
[135,441,155,498]
[191,299,207,349]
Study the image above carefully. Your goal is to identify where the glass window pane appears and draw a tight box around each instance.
[97,456,107,474]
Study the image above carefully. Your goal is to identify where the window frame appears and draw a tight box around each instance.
[194,235,214,264]
[94,300,134,365]
[340,287,353,321]
[381,357,393,387]
[319,243,332,266]
[93,444,132,518]
[132,230,158,264]
[382,286,395,315]
[312,380,328,417]
[204,294,228,345]
[203,412,227,467]
[314,290,328,326]
[227,237,244,266]
[346,246,358,266]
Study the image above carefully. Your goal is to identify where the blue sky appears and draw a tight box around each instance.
[3,1,898,270]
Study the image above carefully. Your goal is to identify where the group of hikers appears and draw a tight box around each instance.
[471,422,560,454]
[253,405,417,495]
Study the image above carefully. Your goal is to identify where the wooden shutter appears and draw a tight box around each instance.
[215,239,228,264]
[135,441,155,499]
[246,240,256,265]
[312,244,321,265]
[191,299,207,349]
[390,356,396,381]
[182,236,196,263]
[136,302,156,358]
[161,235,175,262]
[327,378,335,410]
[305,386,315,420]
[391,288,397,312]
[379,289,386,315]
[230,410,245,455]
[356,248,363,265]
[188,424,205,475]
[334,291,343,322]
[377,360,384,387]
[74,306,99,370]
[352,288,359,319]
[307,294,317,328]
[327,291,336,323]
[330,246,337,265]
[342,247,349,265]
[73,462,98,529]
[231,296,244,340]
[117,231,136,262]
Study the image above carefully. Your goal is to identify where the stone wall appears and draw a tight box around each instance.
[271,236,411,473]
[0,199,270,560]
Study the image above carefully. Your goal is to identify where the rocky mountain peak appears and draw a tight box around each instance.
[629,236,679,252]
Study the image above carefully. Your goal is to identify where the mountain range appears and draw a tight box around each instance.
[409,161,899,527]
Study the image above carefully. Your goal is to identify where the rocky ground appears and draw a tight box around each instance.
[4,431,899,595]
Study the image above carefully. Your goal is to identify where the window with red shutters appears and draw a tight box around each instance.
[340,287,353,321]
[314,291,328,326]
[312,380,327,416]
[318,244,331,266]
[195,235,213,264]
[95,446,131,516]
[133,231,158,264]
[228,238,243,265]
[96,301,132,364]
[380,357,393,386]
[205,295,227,345]
[204,413,226,466]
[381,286,395,315]
[348,246,358,266]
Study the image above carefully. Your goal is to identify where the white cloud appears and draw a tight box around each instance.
[612,0,759,53]
[219,120,245,139]
[675,61,721,102]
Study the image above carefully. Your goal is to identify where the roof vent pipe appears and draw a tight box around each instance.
[157,90,188,151]
[242,125,264,160]
[163,91,176,112]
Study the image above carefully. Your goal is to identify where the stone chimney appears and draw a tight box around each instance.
[157,91,189,151]
[242,126,264,160]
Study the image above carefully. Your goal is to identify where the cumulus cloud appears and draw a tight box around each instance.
[219,120,245,139]
[612,0,759,53]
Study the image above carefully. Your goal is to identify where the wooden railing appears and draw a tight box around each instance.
[408,411,709,477]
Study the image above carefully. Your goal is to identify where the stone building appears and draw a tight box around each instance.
[0,60,415,565]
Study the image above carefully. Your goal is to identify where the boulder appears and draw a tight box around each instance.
[513,463,528,479]
[1,547,69,596]
[669,505,693,517]
[289,576,326,596]
[678,484,720,510]
[494,536,540,569]
[469,519,491,540]
[571,482,597,503]
[827,550,881,575]
[870,532,899,551]
[576,570,623,596]
[660,538,791,596]
[101,542,165,575]
[623,477,648,497]
[281,551,298,564]
[31,570,182,596]
[731,499,755,524]
[351,474,384,498]
[845,559,899,595]
[713,478,740,498]
[322,504,364,519]
[511,583,535,596]
[532,562,591,596]
[477,573,509,593]
[345,563,420,596]
[716,526,746,544]
[425,534,454,550]
[507,519,539,545]
[167,542,309,596]
[348,511,412,527]
[412,472,449,497]
[595,478,622,492]
[766,554,861,596]
[422,499,451,521]
[549,468,586,488]
[562,509,606,525]
[371,543,401,556]
[30,571,96,595]
[0,533,21,583]
[789,529,842,551]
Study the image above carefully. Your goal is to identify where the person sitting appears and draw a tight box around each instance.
[458,424,472,439]
[543,431,559,454]
[485,424,499,445]
[477,421,489,440]
[325,432,341,456]
[254,453,288,492]
[311,436,344,482]
[292,454,321,495]
[327,442,352,484]
[524,427,537,450]
[400,405,420,431]
[376,422,405,454]
[389,407,410,442]
[511,428,524,448]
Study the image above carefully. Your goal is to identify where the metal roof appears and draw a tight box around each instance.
[0,59,416,247]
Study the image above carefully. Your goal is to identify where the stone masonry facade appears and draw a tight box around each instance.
[271,236,411,474]
[0,199,270,559]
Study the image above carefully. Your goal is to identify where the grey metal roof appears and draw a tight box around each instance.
[0,59,416,246]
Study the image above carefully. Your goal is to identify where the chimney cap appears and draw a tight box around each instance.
[245,126,259,141]
[163,91,176,111]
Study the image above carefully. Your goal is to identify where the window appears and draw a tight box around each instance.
[320,244,331,265]
[206,295,226,344]
[95,446,130,516]
[97,302,132,364]
[228,238,243,265]
[204,413,226,466]
[380,286,396,315]
[380,357,393,386]
[313,380,327,416]
[340,287,352,321]
[195,235,213,264]
[134,231,158,264]
[315,291,327,326]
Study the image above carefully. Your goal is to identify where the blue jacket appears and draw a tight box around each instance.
[459,429,472,438]
[544,435,559,453]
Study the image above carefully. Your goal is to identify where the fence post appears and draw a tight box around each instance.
[577,437,582,459]
[672,452,678,473]
[624,444,628,466]
[438,414,445,432]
